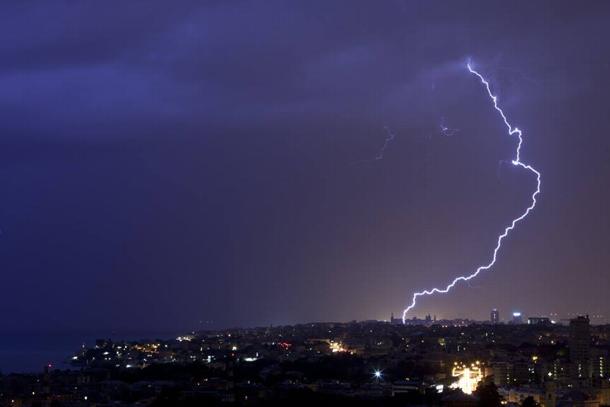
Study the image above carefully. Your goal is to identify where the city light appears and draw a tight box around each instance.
[373,370,383,380]
[450,362,483,395]
[329,341,347,353]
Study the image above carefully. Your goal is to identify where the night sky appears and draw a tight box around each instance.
[1,1,610,335]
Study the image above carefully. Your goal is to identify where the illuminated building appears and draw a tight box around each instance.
[528,316,552,326]
[505,388,545,405]
[450,362,483,395]
[491,308,500,324]
[493,362,511,387]
[329,341,347,353]
[492,359,536,388]
[570,315,592,388]
[592,349,610,385]
[512,312,524,324]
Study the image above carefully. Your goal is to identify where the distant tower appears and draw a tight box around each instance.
[570,315,592,388]
[491,308,500,324]
[512,312,523,324]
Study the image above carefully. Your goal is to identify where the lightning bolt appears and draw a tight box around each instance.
[402,62,542,323]
[375,126,396,160]
[439,117,460,137]
[351,126,396,166]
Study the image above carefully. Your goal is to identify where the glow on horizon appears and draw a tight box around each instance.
[402,61,542,322]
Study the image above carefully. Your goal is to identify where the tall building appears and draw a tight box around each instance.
[569,315,592,388]
[592,348,610,386]
[512,312,523,324]
[491,308,500,324]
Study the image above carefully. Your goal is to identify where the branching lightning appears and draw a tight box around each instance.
[402,62,541,322]
[375,126,396,161]
[351,126,396,165]
[439,117,460,137]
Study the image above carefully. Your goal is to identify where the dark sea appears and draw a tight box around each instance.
[0,332,180,374]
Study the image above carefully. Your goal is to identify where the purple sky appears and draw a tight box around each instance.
[1,1,610,333]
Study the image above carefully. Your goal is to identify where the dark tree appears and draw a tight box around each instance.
[474,380,502,407]
[522,396,539,407]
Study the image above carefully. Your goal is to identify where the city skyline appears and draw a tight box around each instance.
[5,314,609,405]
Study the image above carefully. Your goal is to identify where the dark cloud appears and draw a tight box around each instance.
[0,1,609,334]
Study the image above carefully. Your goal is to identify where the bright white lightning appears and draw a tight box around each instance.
[402,62,542,322]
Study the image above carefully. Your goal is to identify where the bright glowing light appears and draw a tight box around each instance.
[513,312,522,317]
[402,61,541,321]
[373,370,383,379]
[450,363,483,395]
[329,341,347,353]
